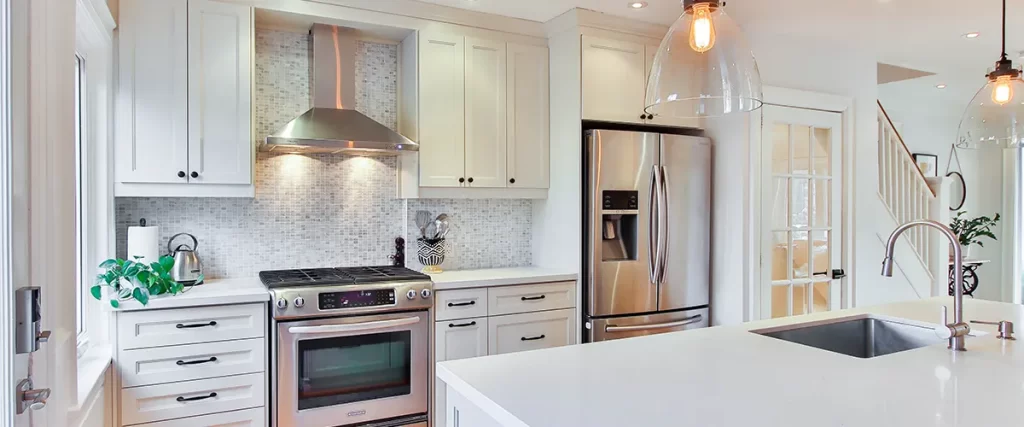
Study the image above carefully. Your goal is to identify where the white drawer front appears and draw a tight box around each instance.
[120,338,266,388]
[121,372,265,425]
[488,309,576,355]
[132,407,265,427]
[487,282,575,316]
[119,303,266,350]
[435,289,488,321]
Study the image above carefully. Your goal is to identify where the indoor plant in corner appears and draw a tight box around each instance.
[91,256,199,307]
[949,211,1001,259]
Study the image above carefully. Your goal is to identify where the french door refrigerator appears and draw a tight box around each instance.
[583,126,711,342]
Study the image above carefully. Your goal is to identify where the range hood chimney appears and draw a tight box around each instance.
[263,24,417,154]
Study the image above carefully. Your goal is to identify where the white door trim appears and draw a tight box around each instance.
[750,86,855,320]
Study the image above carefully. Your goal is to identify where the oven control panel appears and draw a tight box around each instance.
[318,289,396,310]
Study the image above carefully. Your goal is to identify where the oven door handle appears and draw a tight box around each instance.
[287,316,421,335]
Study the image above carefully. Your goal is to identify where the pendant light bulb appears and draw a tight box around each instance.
[689,3,716,53]
[992,75,1014,104]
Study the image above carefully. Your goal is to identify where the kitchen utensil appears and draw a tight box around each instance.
[415,211,433,238]
[167,233,203,284]
[424,222,437,240]
[433,213,450,239]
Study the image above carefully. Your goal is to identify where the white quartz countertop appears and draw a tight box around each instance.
[437,297,1024,427]
[429,267,577,290]
[111,277,269,311]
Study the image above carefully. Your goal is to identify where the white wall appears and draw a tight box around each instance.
[879,79,1008,302]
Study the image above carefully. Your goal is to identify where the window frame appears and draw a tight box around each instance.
[75,51,88,357]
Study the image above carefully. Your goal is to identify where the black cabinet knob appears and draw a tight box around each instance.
[190,171,199,179]
[509,178,516,184]
[177,171,186,178]
[458,177,465,183]
[640,113,646,120]
[467,177,474,183]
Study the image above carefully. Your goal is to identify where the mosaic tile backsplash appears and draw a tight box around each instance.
[114,30,533,278]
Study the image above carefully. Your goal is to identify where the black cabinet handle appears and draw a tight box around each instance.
[521,334,546,341]
[467,177,474,183]
[520,295,546,301]
[176,356,218,366]
[509,178,516,184]
[177,171,186,178]
[449,321,477,328]
[176,392,217,403]
[175,321,217,329]
[458,177,465,183]
[190,171,199,178]
[447,301,476,307]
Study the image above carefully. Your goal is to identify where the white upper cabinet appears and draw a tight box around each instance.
[464,38,508,188]
[116,0,189,184]
[581,35,646,124]
[506,43,549,189]
[418,33,467,188]
[187,0,253,185]
[115,0,254,197]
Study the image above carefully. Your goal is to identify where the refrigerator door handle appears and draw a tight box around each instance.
[604,314,704,333]
[648,165,662,285]
[656,165,670,284]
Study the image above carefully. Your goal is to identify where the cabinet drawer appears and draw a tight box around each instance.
[132,407,265,427]
[121,372,265,425]
[487,282,575,316]
[119,303,265,350]
[434,289,488,321]
[488,309,576,355]
[120,338,266,388]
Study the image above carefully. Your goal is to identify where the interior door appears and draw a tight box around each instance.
[760,105,843,319]
[658,135,712,311]
[587,129,659,317]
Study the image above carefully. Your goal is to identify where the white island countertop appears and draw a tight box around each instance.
[111,277,269,311]
[429,267,577,290]
[438,297,1024,427]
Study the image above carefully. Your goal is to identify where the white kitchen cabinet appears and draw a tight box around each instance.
[506,43,550,189]
[187,0,253,185]
[434,317,488,427]
[418,33,466,188]
[488,308,575,355]
[115,0,254,197]
[581,35,646,124]
[464,38,507,188]
[116,0,189,184]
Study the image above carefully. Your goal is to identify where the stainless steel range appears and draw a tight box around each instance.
[263,266,433,427]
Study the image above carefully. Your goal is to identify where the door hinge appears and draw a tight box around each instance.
[832,269,847,280]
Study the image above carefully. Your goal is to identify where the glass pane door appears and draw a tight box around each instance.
[297,331,412,410]
[762,105,843,319]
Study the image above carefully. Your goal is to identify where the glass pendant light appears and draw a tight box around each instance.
[645,0,763,119]
[956,0,1024,149]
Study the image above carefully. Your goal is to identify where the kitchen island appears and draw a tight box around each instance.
[436,297,1024,427]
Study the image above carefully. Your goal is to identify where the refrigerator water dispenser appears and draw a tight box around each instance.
[601,190,638,261]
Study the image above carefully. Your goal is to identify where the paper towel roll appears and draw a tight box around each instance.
[127,225,160,264]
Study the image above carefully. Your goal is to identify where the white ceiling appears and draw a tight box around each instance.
[417,0,1024,96]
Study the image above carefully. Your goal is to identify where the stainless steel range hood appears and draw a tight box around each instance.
[263,24,416,154]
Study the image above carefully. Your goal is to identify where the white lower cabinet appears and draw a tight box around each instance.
[446,388,501,427]
[121,373,265,425]
[433,282,576,427]
[132,407,265,427]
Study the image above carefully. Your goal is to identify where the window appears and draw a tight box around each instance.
[74,52,87,354]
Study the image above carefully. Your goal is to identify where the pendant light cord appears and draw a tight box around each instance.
[1002,0,1008,59]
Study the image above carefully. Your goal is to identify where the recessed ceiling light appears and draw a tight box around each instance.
[936,84,947,89]
[964,32,981,39]
[628,1,648,9]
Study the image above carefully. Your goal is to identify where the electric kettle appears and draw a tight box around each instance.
[167,233,203,284]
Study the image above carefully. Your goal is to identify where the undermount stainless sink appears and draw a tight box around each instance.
[754,317,945,359]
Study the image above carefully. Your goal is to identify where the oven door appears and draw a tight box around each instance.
[276,310,429,427]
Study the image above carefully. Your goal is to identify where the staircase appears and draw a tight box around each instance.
[876,101,950,298]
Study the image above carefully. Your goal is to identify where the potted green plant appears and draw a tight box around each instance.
[949,211,1001,259]
[90,256,199,307]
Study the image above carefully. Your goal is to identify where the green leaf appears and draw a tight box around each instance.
[132,287,149,305]
[109,299,120,309]
[99,259,119,269]
[159,256,175,271]
[90,285,102,300]
[124,263,141,277]
[136,270,151,284]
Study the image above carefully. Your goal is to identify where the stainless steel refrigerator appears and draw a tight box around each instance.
[583,127,711,342]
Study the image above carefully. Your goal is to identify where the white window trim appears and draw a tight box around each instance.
[73,0,115,400]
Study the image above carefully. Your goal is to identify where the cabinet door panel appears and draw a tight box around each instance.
[581,35,645,124]
[435,318,488,427]
[488,309,575,355]
[419,34,466,187]
[464,38,507,188]
[506,43,549,189]
[116,0,189,184]
[187,0,253,185]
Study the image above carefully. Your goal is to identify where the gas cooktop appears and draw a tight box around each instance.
[258,266,430,289]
